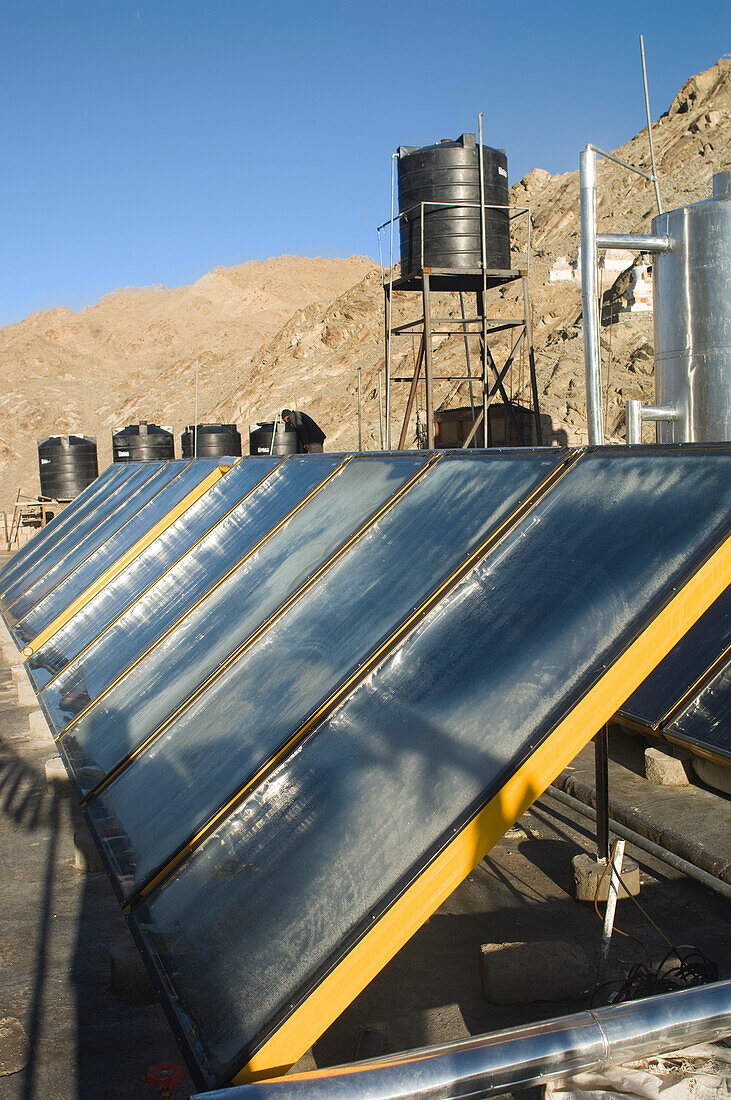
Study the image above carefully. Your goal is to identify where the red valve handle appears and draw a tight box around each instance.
[145,1062,185,1089]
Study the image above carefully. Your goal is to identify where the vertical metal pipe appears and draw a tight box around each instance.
[580,146,604,445]
[383,284,392,450]
[385,154,396,450]
[626,399,643,444]
[378,371,384,450]
[357,367,362,451]
[640,35,662,216]
[523,278,543,445]
[459,291,476,423]
[422,272,435,449]
[594,724,610,863]
[194,359,199,459]
[478,113,489,437]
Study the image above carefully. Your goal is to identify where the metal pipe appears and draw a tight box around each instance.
[638,404,678,422]
[201,981,731,1099]
[596,232,671,253]
[626,401,678,445]
[544,785,731,901]
[586,144,655,182]
[640,34,663,215]
[478,112,489,439]
[580,146,603,445]
[385,154,396,450]
[627,399,643,445]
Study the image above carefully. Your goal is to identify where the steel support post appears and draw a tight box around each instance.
[594,724,610,864]
[523,277,543,445]
[422,272,435,449]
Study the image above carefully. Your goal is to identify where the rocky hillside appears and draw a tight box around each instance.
[0,59,728,514]
[0,256,375,512]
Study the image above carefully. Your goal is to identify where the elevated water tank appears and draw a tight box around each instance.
[37,434,99,500]
[181,423,242,458]
[652,171,731,443]
[112,421,175,463]
[397,133,510,275]
[249,421,301,456]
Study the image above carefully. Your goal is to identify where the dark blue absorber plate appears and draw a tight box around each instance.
[664,657,731,763]
[618,588,730,730]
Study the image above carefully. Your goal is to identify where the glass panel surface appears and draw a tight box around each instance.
[16,459,224,645]
[618,589,730,729]
[0,463,132,598]
[26,460,278,691]
[86,450,566,894]
[665,658,731,761]
[58,453,430,791]
[40,455,344,734]
[2,462,171,623]
[128,447,730,1087]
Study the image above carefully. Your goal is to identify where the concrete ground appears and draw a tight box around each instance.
[0,638,729,1097]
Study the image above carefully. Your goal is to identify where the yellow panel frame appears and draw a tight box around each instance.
[233,536,731,1084]
[22,464,233,657]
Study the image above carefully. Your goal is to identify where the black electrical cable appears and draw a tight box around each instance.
[590,840,719,1007]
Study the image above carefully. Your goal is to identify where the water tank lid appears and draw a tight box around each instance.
[398,132,505,158]
[183,423,238,432]
[114,422,173,436]
[37,433,96,446]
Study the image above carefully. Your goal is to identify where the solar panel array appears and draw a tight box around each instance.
[1,446,729,1090]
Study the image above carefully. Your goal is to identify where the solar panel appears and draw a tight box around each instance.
[3,460,185,627]
[16,458,229,647]
[25,457,280,690]
[0,462,155,608]
[617,590,730,732]
[0,446,728,1092]
[0,462,137,592]
[664,656,731,763]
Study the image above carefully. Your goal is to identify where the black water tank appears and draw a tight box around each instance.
[249,421,301,456]
[397,133,510,274]
[37,434,99,500]
[181,423,242,458]
[112,421,175,463]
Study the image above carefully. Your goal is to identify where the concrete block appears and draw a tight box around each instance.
[28,709,54,744]
[572,852,640,901]
[692,755,731,798]
[479,941,590,1004]
[1,643,18,666]
[109,940,156,1004]
[74,829,104,874]
[15,679,36,707]
[645,746,692,787]
[44,757,68,793]
[11,664,29,686]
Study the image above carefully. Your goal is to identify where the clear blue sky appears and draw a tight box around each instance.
[1,0,728,324]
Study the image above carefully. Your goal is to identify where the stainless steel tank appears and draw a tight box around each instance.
[651,171,731,443]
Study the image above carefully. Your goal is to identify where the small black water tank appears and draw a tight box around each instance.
[181,423,242,458]
[249,421,301,456]
[37,434,99,500]
[112,421,175,463]
[397,133,510,274]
